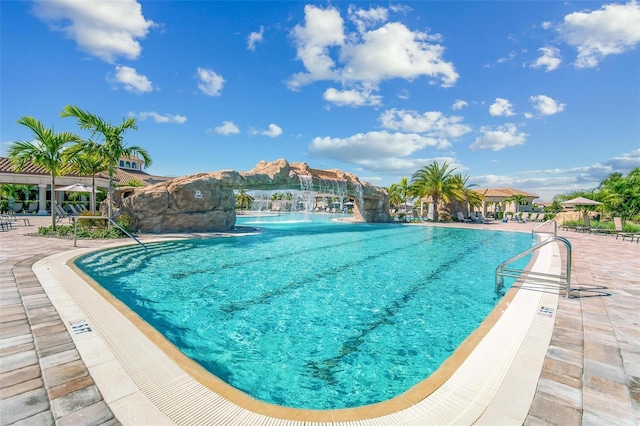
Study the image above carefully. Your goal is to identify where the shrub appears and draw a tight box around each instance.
[78,212,107,229]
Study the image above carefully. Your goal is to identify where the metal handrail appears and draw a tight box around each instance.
[532,219,557,236]
[496,236,571,298]
[72,216,147,251]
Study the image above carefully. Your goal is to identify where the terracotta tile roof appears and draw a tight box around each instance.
[1,156,168,186]
[0,156,110,179]
[112,168,170,187]
[473,187,539,198]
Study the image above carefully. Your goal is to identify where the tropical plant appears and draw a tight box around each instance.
[450,173,484,210]
[7,116,82,230]
[598,168,640,220]
[504,193,527,213]
[60,105,152,220]
[388,177,411,221]
[410,161,460,222]
[235,190,254,210]
[64,142,109,213]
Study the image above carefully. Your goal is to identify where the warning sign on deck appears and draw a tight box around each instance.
[68,319,92,335]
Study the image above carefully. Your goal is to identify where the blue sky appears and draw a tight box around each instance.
[1,0,639,201]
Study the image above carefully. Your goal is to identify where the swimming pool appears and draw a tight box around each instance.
[75,215,533,410]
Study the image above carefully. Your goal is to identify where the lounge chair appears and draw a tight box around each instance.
[529,213,539,222]
[26,202,38,215]
[0,215,13,231]
[608,217,639,240]
[457,212,472,223]
[10,202,23,214]
[477,212,494,224]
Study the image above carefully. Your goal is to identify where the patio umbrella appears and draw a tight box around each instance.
[55,183,95,193]
[55,183,96,213]
[561,196,602,226]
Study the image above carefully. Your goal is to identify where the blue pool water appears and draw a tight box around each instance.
[76,215,533,410]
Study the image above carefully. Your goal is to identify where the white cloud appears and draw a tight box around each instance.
[247,26,264,51]
[470,124,527,151]
[530,95,566,116]
[260,124,283,138]
[489,98,515,116]
[32,0,154,63]
[497,51,517,64]
[559,0,640,68]
[348,5,388,33]
[288,5,345,90]
[309,131,448,167]
[524,112,534,119]
[452,100,468,110]
[214,121,240,135]
[288,4,458,103]
[132,111,186,123]
[110,66,153,93]
[196,68,225,96]
[379,109,471,141]
[541,21,552,30]
[474,149,640,201]
[323,87,382,106]
[531,47,562,71]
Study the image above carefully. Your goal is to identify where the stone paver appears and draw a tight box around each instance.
[1,215,639,425]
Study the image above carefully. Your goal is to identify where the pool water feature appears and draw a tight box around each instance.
[76,216,533,410]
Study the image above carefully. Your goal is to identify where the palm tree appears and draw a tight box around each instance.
[64,142,109,213]
[450,173,484,213]
[505,193,527,214]
[60,105,152,220]
[389,177,411,221]
[235,190,254,210]
[7,116,82,230]
[410,161,459,222]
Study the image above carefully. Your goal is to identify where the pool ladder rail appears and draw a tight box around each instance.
[495,236,572,298]
[71,216,147,251]
[532,219,558,236]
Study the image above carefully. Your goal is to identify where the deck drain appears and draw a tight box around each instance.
[538,306,555,317]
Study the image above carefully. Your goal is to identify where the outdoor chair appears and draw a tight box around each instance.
[0,215,13,231]
[477,213,494,224]
[26,202,38,214]
[10,202,23,214]
[610,217,638,240]
[457,212,472,223]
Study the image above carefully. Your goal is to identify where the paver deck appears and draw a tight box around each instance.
[1,215,638,425]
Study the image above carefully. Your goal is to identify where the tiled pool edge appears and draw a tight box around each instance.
[30,232,560,425]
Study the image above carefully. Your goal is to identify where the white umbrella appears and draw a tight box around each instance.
[562,196,602,226]
[55,183,95,193]
[56,183,96,213]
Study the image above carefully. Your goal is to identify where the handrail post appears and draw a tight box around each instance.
[495,236,572,298]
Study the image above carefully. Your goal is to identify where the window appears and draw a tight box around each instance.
[132,162,137,169]
[119,160,124,167]
[126,161,131,168]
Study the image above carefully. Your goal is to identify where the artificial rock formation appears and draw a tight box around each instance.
[110,159,390,233]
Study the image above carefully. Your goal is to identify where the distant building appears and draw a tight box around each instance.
[473,187,539,215]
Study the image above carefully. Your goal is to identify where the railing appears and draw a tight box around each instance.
[532,219,557,236]
[495,236,572,298]
[72,216,147,251]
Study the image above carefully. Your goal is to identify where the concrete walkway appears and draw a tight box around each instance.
[1,216,638,425]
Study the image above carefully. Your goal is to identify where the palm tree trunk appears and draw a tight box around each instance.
[51,175,57,231]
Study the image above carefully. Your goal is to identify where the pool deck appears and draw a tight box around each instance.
[1,216,638,425]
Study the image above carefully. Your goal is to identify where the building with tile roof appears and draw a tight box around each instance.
[0,156,170,215]
[472,187,540,216]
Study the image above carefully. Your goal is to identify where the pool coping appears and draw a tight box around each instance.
[31,230,561,425]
